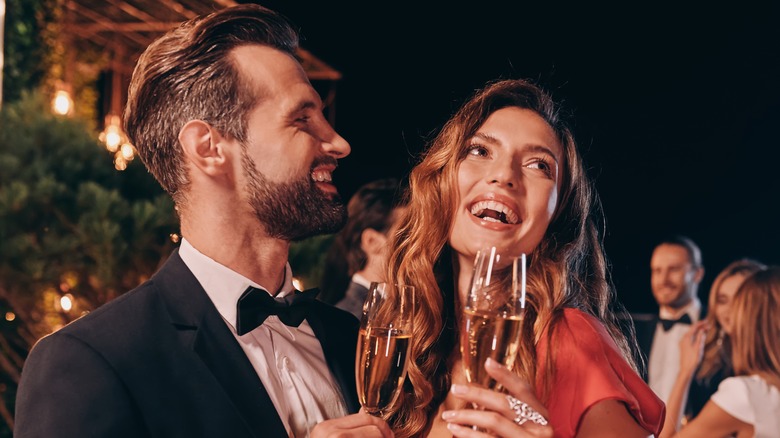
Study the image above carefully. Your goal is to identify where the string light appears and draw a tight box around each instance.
[51,89,74,116]
[60,294,74,312]
[99,114,136,170]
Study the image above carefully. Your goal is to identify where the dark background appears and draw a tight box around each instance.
[243,1,780,313]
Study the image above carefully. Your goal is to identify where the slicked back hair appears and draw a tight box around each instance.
[124,4,299,205]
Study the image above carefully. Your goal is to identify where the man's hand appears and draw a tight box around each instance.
[310,412,394,438]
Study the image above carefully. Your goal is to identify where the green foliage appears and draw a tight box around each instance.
[289,234,335,291]
[2,0,55,103]
[0,91,178,329]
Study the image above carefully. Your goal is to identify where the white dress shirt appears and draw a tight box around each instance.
[648,298,701,404]
[179,239,347,437]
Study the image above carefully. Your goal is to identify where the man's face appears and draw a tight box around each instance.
[232,45,351,240]
[650,243,702,311]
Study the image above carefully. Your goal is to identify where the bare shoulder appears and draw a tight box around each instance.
[577,399,653,438]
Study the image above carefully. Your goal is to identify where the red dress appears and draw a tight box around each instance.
[535,308,665,437]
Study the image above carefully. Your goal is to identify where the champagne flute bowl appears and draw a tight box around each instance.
[356,282,415,417]
[460,248,526,393]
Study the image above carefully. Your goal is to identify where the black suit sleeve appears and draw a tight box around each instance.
[15,333,148,438]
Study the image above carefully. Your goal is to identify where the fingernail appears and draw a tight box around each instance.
[486,358,502,369]
[447,423,463,431]
[451,384,467,394]
[442,410,456,420]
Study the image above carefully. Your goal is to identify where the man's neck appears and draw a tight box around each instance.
[660,296,701,320]
[181,220,290,294]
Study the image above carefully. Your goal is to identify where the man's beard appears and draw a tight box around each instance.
[242,151,346,241]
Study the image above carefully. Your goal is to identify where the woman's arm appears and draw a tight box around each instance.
[659,322,707,438]
[673,401,752,438]
[577,399,653,438]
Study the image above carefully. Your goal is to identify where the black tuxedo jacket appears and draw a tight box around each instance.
[15,250,360,437]
[628,312,717,418]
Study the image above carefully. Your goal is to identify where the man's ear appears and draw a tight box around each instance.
[179,120,230,176]
[694,266,705,284]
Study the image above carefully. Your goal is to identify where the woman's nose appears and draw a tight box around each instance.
[487,159,518,188]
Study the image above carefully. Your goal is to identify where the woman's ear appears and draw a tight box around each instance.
[179,120,230,176]
[360,228,389,256]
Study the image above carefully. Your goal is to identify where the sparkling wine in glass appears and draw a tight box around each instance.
[460,248,526,392]
[356,282,415,417]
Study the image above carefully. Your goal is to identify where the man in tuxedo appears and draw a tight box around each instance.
[634,235,704,414]
[15,5,392,438]
[320,178,407,319]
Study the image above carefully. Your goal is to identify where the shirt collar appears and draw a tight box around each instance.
[351,273,373,290]
[178,238,295,331]
[659,296,702,321]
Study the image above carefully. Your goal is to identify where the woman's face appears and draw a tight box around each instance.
[449,107,563,267]
[716,273,749,334]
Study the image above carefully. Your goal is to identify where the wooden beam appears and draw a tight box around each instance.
[156,0,197,19]
[211,0,239,7]
[104,0,158,23]
[65,1,152,47]
[63,21,182,33]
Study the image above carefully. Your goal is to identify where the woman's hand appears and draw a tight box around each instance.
[310,412,394,438]
[442,358,553,437]
[678,321,708,378]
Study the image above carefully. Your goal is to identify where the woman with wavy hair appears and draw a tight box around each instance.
[662,266,780,437]
[383,79,664,437]
[686,259,766,417]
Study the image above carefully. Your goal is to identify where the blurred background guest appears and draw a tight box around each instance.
[685,258,766,418]
[634,235,705,414]
[661,265,780,437]
[319,178,407,319]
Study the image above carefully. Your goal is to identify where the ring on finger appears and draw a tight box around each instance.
[506,395,548,426]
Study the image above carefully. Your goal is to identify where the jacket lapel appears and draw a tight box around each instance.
[631,314,658,381]
[154,250,288,437]
[307,301,361,413]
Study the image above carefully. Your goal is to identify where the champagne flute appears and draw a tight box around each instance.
[460,247,526,393]
[355,282,415,417]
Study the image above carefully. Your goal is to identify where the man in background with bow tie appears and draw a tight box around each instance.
[633,235,705,418]
[15,4,392,438]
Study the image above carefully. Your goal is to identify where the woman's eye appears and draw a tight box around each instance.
[527,158,553,176]
[466,144,489,157]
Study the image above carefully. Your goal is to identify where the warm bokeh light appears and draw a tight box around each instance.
[114,155,128,171]
[292,277,304,291]
[60,294,74,312]
[5,312,15,322]
[105,130,121,152]
[99,114,137,170]
[52,89,74,115]
[170,233,180,243]
[120,143,135,160]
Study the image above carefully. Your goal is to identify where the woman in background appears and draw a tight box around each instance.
[686,259,766,417]
[662,266,780,437]
[384,78,664,437]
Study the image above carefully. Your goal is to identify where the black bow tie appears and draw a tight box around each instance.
[659,313,692,332]
[236,287,319,335]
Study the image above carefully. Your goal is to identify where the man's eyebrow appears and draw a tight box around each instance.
[290,99,320,115]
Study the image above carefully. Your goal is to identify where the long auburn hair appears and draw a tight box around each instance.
[384,79,636,437]
[731,266,780,387]
[696,259,765,382]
